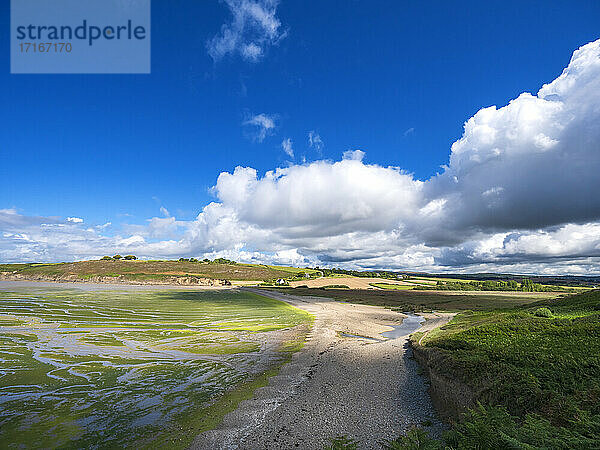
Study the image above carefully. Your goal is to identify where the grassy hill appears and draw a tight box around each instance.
[0,260,306,283]
[392,289,600,449]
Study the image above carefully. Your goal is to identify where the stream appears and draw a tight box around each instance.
[380,313,426,339]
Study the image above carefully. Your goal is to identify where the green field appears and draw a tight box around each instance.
[0,285,311,448]
[278,287,559,311]
[369,282,415,290]
[395,289,600,448]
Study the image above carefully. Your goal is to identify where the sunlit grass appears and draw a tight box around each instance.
[412,290,600,447]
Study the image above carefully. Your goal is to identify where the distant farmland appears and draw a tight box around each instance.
[278,287,563,311]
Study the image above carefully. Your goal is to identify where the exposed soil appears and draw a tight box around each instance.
[289,276,416,289]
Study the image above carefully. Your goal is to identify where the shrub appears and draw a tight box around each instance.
[324,435,357,450]
[213,257,236,264]
[112,255,122,260]
[100,256,112,261]
[534,307,553,318]
[445,405,599,449]
[384,427,440,449]
[123,255,136,260]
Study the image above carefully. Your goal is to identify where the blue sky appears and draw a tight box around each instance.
[2,1,600,273]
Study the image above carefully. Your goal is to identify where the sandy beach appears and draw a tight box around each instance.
[191,289,453,449]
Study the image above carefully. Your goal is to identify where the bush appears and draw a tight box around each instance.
[384,427,441,449]
[445,405,599,449]
[112,255,122,260]
[213,257,236,264]
[324,435,357,450]
[534,307,553,318]
[123,255,137,260]
[100,256,112,261]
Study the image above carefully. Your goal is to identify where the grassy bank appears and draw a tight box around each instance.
[392,289,600,449]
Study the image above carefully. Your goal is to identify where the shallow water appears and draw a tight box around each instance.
[0,282,309,448]
[380,313,425,339]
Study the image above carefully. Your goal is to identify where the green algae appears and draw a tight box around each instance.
[0,286,311,448]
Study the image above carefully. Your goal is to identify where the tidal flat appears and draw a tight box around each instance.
[0,282,311,448]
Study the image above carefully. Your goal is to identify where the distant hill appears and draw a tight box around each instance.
[0,260,312,285]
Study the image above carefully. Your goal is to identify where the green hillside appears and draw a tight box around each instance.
[395,289,600,449]
[0,259,298,282]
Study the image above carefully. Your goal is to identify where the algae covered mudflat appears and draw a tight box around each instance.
[0,283,311,448]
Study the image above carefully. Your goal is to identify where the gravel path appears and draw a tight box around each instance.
[190,289,449,449]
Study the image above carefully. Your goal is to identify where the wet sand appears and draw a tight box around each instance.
[191,289,453,449]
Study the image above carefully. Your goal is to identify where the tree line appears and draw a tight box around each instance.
[423,278,560,292]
